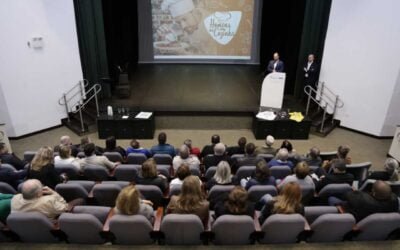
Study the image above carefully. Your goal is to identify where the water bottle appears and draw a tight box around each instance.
[107,106,113,117]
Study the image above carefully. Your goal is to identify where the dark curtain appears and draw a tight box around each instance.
[73,0,109,86]
[293,0,332,97]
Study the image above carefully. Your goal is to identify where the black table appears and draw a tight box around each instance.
[252,116,311,140]
[97,113,155,139]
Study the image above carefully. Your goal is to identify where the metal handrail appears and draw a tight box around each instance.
[318,81,344,108]
[58,80,89,105]
[71,84,101,114]
[304,86,336,112]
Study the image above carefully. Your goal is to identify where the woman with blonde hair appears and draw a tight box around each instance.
[27,146,63,189]
[167,175,209,226]
[206,161,235,190]
[115,185,154,221]
[259,182,304,225]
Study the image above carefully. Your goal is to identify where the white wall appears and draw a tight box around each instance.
[319,0,400,136]
[0,0,83,137]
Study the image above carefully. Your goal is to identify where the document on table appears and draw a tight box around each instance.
[135,112,153,119]
[256,111,276,121]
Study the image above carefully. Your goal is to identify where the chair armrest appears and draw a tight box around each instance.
[254,211,261,232]
[153,207,164,231]
[336,205,345,214]
[103,208,116,231]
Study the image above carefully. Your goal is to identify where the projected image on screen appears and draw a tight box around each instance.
[152,0,255,60]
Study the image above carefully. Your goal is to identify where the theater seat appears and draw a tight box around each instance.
[109,214,154,245]
[83,165,110,181]
[0,182,17,194]
[270,166,292,180]
[235,166,256,181]
[318,184,352,198]
[257,154,275,163]
[248,185,278,203]
[92,183,122,207]
[304,206,339,224]
[59,213,105,244]
[55,183,89,202]
[169,184,182,197]
[153,154,172,165]
[259,214,306,244]
[353,213,400,241]
[114,164,139,182]
[103,152,123,163]
[126,153,147,165]
[136,184,164,208]
[54,163,80,180]
[160,214,204,245]
[212,215,255,245]
[23,151,36,163]
[308,213,355,242]
[205,166,217,181]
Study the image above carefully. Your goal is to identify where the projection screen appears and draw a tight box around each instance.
[138,0,262,64]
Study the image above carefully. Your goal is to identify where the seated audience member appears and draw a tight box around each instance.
[304,147,326,177]
[232,143,261,174]
[27,147,63,189]
[203,143,232,170]
[126,139,151,158]
[278,162,315,190]
[0,163,27,190]
[78,136,104,155]
[114,185,154,221]
[11,179,77,220]
[244,160,276,190]
[368,158,399,181]
[316,159,354,192]
[0,193,13,222]
[170,164,192,190]
[214,186,255,219]
[104,136,127,158]
[259,182,304,225]
[280,140,297,158]
[79,143,118,172]
[322,145,352,172]
[0,143,27,170]
[183,139,201,158]
[54,145,80,171]
[206,161,236,190]
[255,135,276,156]
[150,132,175,157]
[54,135,79,158]
[167,175,209,227]
[200,134,220,159]
[136,159,168,193]
[172,145,200,171]
[341,181,399,222]
[227,137,247,156]
[268,148,294,169]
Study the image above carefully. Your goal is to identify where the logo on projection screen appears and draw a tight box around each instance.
[204,11,242,45]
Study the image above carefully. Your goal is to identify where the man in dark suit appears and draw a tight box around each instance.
[200,134,220,159]
[203,143,232,170]
[303,54,319,87]
[227,137,247,156]
[0,143,27,170]
[316,159,354,192]
[267,52,285,73]
[232,143,262,174]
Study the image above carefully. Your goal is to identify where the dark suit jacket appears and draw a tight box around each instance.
[232,155,262,174]
[0,153,27,170]
[200,144,215,159]
[368,171,391,181]
[226,146,245,156]
[267,60,285,73]
[0,168,27,189]
[27,164,62,189]
[303,61,319,86]
[203,155,233,170]
[316,172,354,192]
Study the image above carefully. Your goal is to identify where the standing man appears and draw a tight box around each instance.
[267,52,285,74]
[303,54,319,87]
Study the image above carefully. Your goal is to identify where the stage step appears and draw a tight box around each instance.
[308,110,339,137]
[62,100,99,136]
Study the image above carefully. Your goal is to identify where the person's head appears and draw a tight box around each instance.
[21,179,43,200]
[163,0,200,35]
[141,158,158,179]
[214,143,226,156]
[295,162,310,179]
[0,143,8,154]
[276,148,289,161]
[60,135,72,146]
[115,185,140,215]
[158,132,167,145]
[238,137,247,148]
[130,139,140,149]
[83,143,96,157]
[183,139,192,149]
[384,158,399,181]
[280,140,293,153]
[80,136,90,146]
[31,146,54,171]
[179,145,190,159]
[225,187,248,214]
[211,134,220,145]
[273,52,280,61]
[265,135,275,147]
[255,159,271,181]
[59,145,72,159]
[245,143,256,156]
[177,175,204,212]
[214,161,232,184]
[273,182,302,214]
[331,159,347,173]
[105,136,117,150]
[337,145,350,159]
[308,54,315,62]
[372,180,392,200]
[176,163,191,181]
[309,147,320,160]
[176,9,202,34]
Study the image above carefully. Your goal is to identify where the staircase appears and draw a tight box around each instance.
[304,82,344,137]
[59,80,102,135]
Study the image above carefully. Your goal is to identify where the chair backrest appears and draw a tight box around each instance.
[248,185,278,202]
[304,206,339,224]
[309,166,320,173]
[54,163,80,179]
[76,152,86,159]
[0,181,17,194]
[59,213,105,244]
[23,151,36,163]
[189,166,201,177]
[7,212,59,243]
[153,154,172,165]
[72,206,111,224]
[388,181,400,197]
[318,184,353,198]
[55,183,88,202]
[114,164,139,181]
[346,162,371,183]
[354,213,400,241]
[205,166,217,181]
[109,214,154,245]
[157,165,171,178]
[126,153,147,165]
[308,213,355,242]
[235,166,256,181]
[358,179,376,193]
[231,154,245,160]
[319,151,337,162]
[92,183,122,207]
[212,215,255,245]
[169,184,182,197]
[257,154,275,163]
[300,185,315,205]
[66,180,95,193]
[208,185,235,202]
[83,164,110,181]
[102,181,130,189]
[103,152,123,163]
[135,184,164,208]
[270,166,292,180]
[260,214,306,244]
[160,214,204,245]
[1,163,17,171]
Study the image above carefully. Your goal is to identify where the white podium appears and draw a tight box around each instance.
[260,72,286,109]
[389,125,400,162]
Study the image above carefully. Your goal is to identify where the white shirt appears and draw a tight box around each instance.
[307,62,312,71]
[54,156,80,171]
[172,155,200,171]
[278,174,315,190]
[273,61,278,70]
